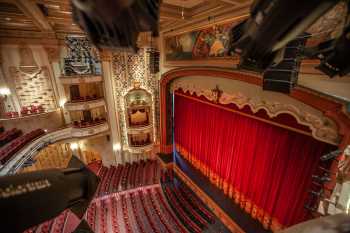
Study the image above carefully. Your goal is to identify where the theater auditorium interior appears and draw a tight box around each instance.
[0,0,350,233]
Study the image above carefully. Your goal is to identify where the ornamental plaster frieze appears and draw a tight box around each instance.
[171,82,339,145]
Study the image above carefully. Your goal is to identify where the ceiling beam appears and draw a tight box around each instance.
[13,0,53,32]
[219,0,238,5]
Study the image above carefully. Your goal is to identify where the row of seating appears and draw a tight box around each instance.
[85,186,194,233]
[146,189,175,233]
[5,105,45,119]
[154,187,188,233]
[110,196,120,233]
[161,169,215,224]
[86,202,97,232]
[0,129,45,165]
[94,160,160,197]
[0,128,22,147]
[179,185,215,224]
[121,194,133,233]
[129,192,147,233]
[20,105,45,115]
[163,185,202,233]
[23,210,68,233]
[137,190,162,233]
[100,200,108,233]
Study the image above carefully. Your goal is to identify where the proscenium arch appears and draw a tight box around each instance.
[160,67,350,154]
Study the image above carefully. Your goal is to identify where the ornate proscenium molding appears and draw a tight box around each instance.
[211,85,223,104]
[160,67,350,153]
[170,82,340,145]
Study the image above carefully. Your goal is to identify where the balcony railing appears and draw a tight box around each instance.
[65,98,106,111]
[60,75,103,84]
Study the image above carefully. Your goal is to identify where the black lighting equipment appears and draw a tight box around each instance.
[71,0,160,52]
[312,174,332,183]
[262,34,308,93]
[308,189,324,197]
[229,0,340,72]
[321,149,342,161]
[0,156,100,233]
[304,20,350,78]
[304,203,318,213]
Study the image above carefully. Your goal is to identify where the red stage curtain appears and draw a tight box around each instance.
[174,93,333,231]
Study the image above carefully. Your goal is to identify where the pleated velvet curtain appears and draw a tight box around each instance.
[174,93,333,232]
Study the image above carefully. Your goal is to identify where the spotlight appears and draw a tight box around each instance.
[113,143,121,152]
[59,99,67,108]
[70,142,79,150]
[309,189,324,197]
[320,149,342,161]
[71,0,160,52]
[312,174,331,183]
[229,0,339,72]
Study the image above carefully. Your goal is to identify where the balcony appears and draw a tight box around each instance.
[71,121,109,137]
[65,98,105,111]
[127,144,154,154]
[60,75,102,84]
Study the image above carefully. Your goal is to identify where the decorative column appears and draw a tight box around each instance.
[44,45,71,124]
[100,50,123,164]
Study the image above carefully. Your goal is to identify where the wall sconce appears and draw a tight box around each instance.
[113,143,121,152]
[70,142,79,150]
[59,99,67,108]
[0,87,11,99]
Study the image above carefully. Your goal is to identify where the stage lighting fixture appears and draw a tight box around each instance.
[229,0,340,72]
[320,149,342,161]
[304,204,318,212]
[0,156,100,233]
[312,174,331,183]
[316,25,350,78]
[71,0,160,52]
[308,189,324,197]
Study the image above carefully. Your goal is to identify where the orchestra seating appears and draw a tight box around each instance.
[0,128,22,147]
[84,186,210,233]
[93,159,161,197]
[23,162,225,233]
[23,210,68,233]
[0,129,45,165]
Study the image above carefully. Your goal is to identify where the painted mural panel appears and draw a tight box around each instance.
[165,22,237,61]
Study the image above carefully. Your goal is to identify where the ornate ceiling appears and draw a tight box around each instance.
[0,0,254,44]
[0,0,346,44]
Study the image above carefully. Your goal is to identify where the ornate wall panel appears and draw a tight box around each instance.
[9,66,56,110]
[8,46,57,111]
[112,48,160,148]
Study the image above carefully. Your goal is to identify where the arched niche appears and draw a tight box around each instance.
[124,88,154,149]
[125,88,152,128]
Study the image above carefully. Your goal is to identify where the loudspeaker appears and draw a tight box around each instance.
[263,34,308,93]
